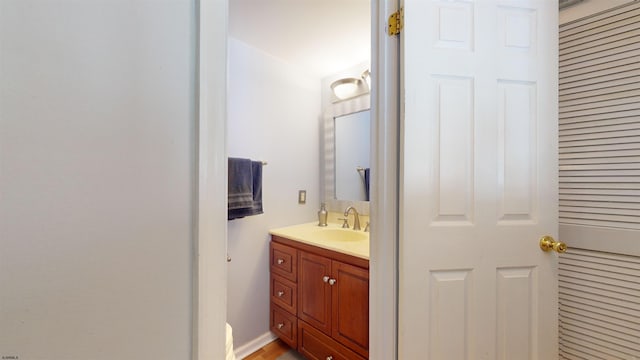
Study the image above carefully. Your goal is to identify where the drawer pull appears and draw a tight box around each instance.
[277,291,284,297]
[277,258,285,265]
[277,323,284,329]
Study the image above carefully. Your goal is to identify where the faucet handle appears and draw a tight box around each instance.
[338,218,350,228]
[364,221,370,232]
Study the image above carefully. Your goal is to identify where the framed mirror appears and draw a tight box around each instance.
[322,94,370,214]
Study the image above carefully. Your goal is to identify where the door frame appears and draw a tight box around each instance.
[194,0,401,359]
[370,1,401,359]
[194,1,229,359]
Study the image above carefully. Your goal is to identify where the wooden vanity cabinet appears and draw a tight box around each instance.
[270,235,369,360]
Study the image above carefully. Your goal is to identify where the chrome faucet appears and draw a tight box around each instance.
[343,206,361,231]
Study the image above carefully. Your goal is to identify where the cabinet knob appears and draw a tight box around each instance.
[277,258,284,265]
[326,356,333,360]
[277,323,284,329]
[322,276,330,283]
[277,291,284,297]
[328,278,336,285]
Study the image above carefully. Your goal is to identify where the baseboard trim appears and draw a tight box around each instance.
[234,331,278,359]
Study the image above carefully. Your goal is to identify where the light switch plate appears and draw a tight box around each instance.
[298,190,306,204]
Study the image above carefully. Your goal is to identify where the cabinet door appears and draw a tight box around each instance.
[298,251,332,335]
[331,261,369,358]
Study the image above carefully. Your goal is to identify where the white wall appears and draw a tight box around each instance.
[0,1,195,359]
[226,38,321,349]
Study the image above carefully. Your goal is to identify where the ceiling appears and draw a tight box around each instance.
[229,0,371,78]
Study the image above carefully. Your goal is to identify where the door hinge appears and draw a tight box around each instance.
[387,8,404,36]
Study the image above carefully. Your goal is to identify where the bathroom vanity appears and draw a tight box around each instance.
[269,223,369,360]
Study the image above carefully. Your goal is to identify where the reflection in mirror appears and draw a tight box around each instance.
[335,110,370,201]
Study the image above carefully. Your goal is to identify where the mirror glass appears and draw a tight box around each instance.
[334,110,370,201]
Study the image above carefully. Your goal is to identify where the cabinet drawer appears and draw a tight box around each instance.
[271,304,297,349]
[271,274,297,315]
[298,320,365,360]
[270,242,297,282]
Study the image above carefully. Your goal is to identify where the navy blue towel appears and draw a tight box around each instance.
[228,160,263,220]
[364,167,371,201]
[228,158,254,210]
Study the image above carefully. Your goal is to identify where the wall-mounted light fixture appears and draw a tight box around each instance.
[331,77,363,100]
[330,69,371,102]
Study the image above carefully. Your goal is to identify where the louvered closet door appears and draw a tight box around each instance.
[559,249,640,359]
[559,2,640,359]
[559,2,640,229]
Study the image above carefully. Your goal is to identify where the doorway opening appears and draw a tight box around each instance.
[226,1,373,358]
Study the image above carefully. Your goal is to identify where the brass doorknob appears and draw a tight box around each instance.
[539,235,567,253]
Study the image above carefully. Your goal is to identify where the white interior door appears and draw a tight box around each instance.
[399,1,559,359]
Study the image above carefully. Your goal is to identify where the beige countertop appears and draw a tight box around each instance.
[269,221,370,260]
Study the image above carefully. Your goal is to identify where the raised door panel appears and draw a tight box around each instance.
[331,261,369,358]
[298,251,332,335]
